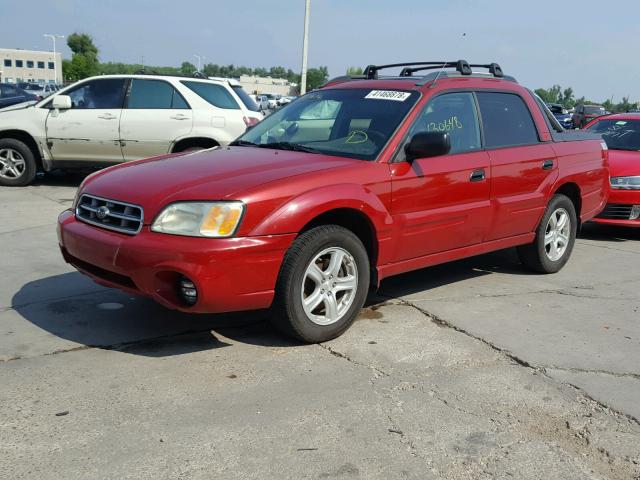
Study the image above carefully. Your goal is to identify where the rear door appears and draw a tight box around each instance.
[390,91,491,261]
[45,78,126,163]
[476,92,558,241]
[119,79,193,161]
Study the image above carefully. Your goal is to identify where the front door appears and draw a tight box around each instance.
[119,79,193,161]
[390,91,491,262]
[45,78,127,163]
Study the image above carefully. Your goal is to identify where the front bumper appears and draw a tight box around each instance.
[57,210,296,313]
[591,189,640,227]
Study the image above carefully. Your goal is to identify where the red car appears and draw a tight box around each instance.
[57,61,609,343]
[586,113,640,227]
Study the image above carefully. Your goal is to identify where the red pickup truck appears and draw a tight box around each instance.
[58,61,609,343]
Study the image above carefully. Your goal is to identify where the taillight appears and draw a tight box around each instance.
[243,116,260,127]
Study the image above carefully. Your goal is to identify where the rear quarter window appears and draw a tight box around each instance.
[181,81,240,109]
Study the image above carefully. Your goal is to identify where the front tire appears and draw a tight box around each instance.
[0,139,37,187]
[271,225,370,343]
[517,194,577,273]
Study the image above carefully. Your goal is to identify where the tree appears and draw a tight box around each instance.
[305,66,329,91]
[62,32,99,81]
[180,61,197,76]
[347,66,363,76]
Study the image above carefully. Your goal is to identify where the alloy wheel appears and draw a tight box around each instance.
[544,207,570,261]
[0,148,26,180]
[300,247,358,326]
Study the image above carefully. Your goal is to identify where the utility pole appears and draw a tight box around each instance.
[43,34,64,84]
[300,0,311,95]
[193,54,205,72]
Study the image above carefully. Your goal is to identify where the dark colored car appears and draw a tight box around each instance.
[573,104,606,129]
[546,103,573,129]
[0,83,38,108]
[57,60,609,343]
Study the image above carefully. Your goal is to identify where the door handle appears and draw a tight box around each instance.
[170,114,189,120]
[542,159,554,170]
[97,113,117,120]
[469,169,486,182]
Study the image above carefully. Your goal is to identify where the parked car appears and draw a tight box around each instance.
[277,95,294,106]
[546,103,573,129]
[572,104,606,128]
[17,83,56,100]
[585,113,640,227]
[57,60,608,343]
[0,74,262,186]
[0,83,38,108]
[263,93,280,109]
[254,94,270,111]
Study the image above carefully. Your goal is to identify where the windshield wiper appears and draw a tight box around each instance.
[229,140,258,147]
[257,142,321,154]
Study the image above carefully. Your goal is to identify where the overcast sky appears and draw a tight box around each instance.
[3,0,639,101]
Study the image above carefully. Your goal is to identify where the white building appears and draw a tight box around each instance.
[0,48,63,85]
[238,75,297,96]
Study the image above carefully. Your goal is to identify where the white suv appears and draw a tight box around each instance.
[0,74,263,186]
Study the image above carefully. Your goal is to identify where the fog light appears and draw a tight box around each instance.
[178,276,198,306]
[631,205,640,220]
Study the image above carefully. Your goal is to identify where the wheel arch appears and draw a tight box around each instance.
[553,181,582,226]
[171,137,219,153]
[0,129,43,170]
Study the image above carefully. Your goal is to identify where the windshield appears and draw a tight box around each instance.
[232,85,259,112]
[584,106,605,115]
[234,88,419,160]
[23,84,42,91]
[587,119,640,151]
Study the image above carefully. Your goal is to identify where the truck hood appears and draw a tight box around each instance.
[608,149,640,177]
[81,146,360,221]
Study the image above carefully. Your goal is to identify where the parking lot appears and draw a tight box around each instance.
[0,176,637,479]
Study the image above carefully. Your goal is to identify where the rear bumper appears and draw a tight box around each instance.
[591,189,640,227]
[57,210,295,313]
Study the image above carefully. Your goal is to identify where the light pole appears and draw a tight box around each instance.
[193,54,205,72]
[43,34,64,84]
[300,0,311,95]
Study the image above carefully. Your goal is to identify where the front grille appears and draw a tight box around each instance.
[76,194,144,235]
[596,203,633,220]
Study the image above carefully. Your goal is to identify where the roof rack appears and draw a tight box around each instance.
[362,60,504,79]
[132,69,208,79]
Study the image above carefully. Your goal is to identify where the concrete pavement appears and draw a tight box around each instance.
[1,175,638,479]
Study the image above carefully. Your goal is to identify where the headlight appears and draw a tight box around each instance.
[610,176,640,190]
[151,201,244,237]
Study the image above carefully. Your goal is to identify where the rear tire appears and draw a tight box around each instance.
[517,194,577,273]
[0,138,37,187]
[271,225,370,343]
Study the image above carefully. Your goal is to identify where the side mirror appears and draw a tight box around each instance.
[405,131,451,161]
[52,95,72,110]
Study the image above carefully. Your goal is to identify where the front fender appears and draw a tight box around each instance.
[248,183,394,239]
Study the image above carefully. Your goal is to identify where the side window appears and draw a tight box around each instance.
[65,79,127,109]
[2,85,19,97]
[181,81,239,109]
[408,92,481,154]
[476,92,539,148]
[127,79,189,109]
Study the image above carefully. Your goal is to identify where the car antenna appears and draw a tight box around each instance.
[430,60,449,89]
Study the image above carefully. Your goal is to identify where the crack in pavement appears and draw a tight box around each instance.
[543,365,640,381]
[1,288,113,313]
[1,320,267,363]
[576,240,640,256]
[0,223,57,236]
[379,294,640,427]
[317,342,390,378]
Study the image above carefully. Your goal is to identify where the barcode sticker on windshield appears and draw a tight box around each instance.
[365,90,411,102]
